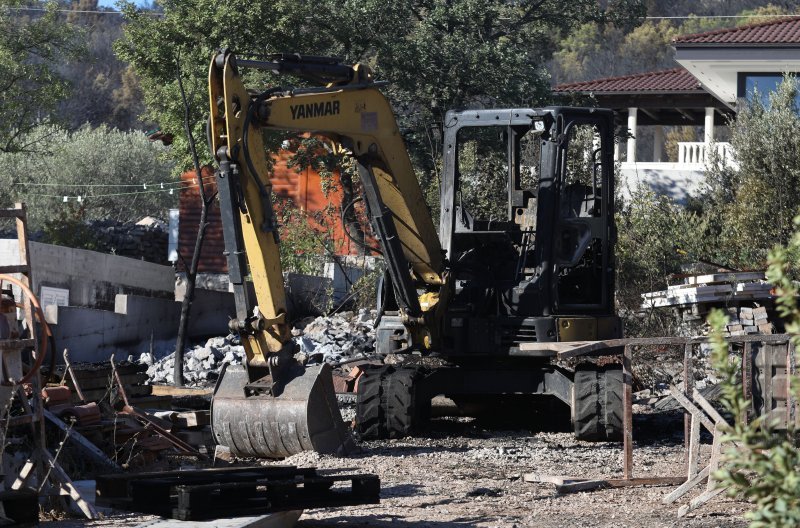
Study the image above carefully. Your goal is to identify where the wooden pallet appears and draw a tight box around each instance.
[97,466,380,521]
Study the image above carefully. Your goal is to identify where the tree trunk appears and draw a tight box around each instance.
[173,169,210,386]
[173,59,214,386]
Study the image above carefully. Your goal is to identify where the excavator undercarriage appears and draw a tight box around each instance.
[207,50,623,458]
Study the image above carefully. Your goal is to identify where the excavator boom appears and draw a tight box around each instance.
[208,50,444,458]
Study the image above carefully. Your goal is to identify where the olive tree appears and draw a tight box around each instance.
[0,125,175,229]
[703,76,800,272]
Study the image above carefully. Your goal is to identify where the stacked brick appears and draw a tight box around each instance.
[724,305,774,336]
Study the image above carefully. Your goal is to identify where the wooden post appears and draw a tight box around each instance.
[687,415,700,478]
[683,343,693,458]
[623,345,633,479]
[742,342,751,425]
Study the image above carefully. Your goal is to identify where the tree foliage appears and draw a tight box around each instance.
[702,76,800,271]
[0,125,175,229]
[615,186,707,335]
[0,0,80,152]
[551,4,798,85]
[552,20,680,84]
[114,0,644,174]
[57,0,147,131]
[706,219,800,527]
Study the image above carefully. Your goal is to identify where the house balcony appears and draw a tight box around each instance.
[677,141,734,165]
[619,141,734,203]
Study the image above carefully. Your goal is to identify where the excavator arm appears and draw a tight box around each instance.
[207,50,445,458]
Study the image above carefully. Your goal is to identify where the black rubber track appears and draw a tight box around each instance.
[355,365,388,439]
[385,367,429,439]
[572,363,623,441]
[356,365,428,440]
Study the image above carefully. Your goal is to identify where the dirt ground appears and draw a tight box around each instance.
[42,412,751,528]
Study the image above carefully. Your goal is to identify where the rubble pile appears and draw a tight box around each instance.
[141,309,379,385]
[294,309,377,365]
[142,335,246,385]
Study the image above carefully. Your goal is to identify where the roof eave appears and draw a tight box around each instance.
[552,90,706,96]
[674,42,800,49]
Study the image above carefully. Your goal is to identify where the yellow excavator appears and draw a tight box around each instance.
[208,50,621,459]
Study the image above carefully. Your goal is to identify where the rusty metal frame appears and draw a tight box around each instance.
[109,355,207,460]
[552,333,794,484]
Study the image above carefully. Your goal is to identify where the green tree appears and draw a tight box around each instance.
[618,20,680,73]
[57,0,148,131]
[706,219,800,526]
[551,5,797,86]
[552,20,679,85]
[703,76,800,271]
[0,125,175,229]
[551,22,627,84]
[615,186,707,335]
[114,0,644,174]
[0,0,79,152]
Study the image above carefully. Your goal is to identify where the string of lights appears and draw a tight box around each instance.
[15,175,215,189]
[21,179,214,202]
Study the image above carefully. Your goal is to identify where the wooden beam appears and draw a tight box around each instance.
[663,464,711,504]
[669,386,716,433]
[639,107,660,121]
[150,385,213,397]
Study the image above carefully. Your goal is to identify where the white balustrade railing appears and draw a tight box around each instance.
[677,142,733,165]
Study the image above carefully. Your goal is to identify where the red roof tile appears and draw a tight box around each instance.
[553,68,701,93]
[674,17,800,45]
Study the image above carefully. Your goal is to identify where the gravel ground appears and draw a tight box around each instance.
[288,415,749,528]
[41,414,750,528]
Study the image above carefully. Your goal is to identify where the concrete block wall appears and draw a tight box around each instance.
[0,240,174,310]
[45,289,235,363]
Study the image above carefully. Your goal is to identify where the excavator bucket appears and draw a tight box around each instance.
[211,363,355,458]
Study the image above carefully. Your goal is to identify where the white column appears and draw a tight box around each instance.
[653,125,664,162]
[704,107,715,145]
[703,107,715,164]
[614,141,620,163]
[626,107,637,163]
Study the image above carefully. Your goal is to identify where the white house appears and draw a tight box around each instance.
[554,17,800,202]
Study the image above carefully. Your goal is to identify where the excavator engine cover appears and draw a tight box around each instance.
[211,363,355,458]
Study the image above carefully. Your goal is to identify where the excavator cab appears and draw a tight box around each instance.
[443,108,618,328]
[363,108,623,441]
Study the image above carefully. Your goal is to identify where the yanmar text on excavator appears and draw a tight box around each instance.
[207,50,623,459]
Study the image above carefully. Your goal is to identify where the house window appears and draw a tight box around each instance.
[737,73,800,108]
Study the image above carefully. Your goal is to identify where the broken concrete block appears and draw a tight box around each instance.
[214,445,234,463]
[758,323,774,334]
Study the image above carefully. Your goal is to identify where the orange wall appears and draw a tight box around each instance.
[180,153,363,274]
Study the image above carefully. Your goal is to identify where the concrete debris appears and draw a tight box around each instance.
[141,309,378,386]
[144,335,245,386]
[293,308,377,365]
